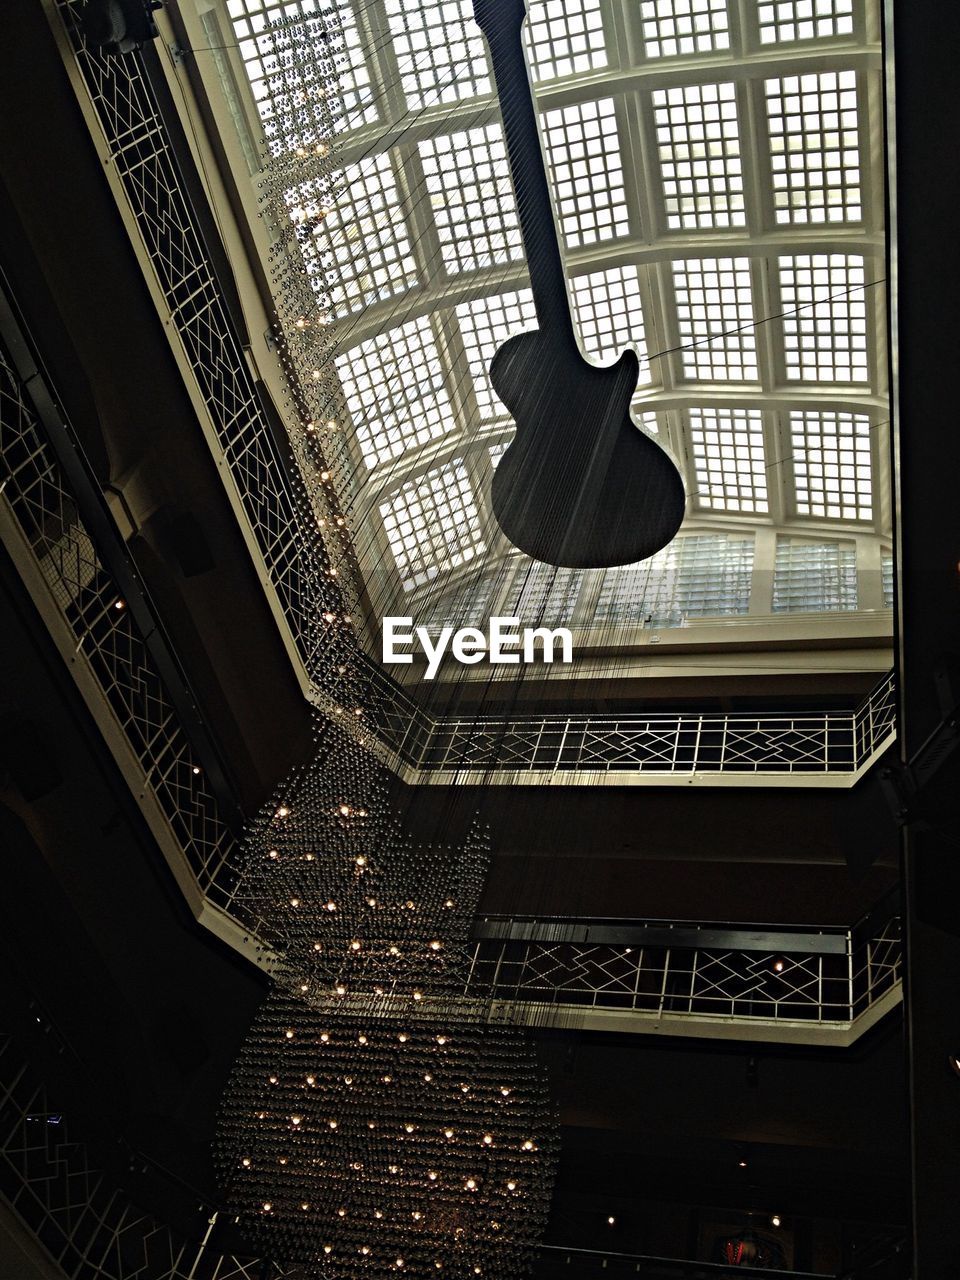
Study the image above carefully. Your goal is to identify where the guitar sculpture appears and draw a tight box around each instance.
[473,0,685,568]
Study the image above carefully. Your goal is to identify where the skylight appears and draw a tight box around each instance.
[639,0,731,59]
[690,407,768,513]
[541,98,630,247]
[569,265,650,374]
[766,71,862,225]
[380,462,486,590]
[758,0,855,45]
[384,0,491,110]
[672,257,758,381]
[652,82,746,231]
[789,409,873,521]
[779,254,870,382]
[525,0,607,81]
[456,290,538,420]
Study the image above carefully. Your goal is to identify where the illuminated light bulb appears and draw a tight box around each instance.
[389,1165,399,1174]
[772,958,786,973]
[389,946,400,957]
[306,1075,316,1086]
[325,417,337,429]
[323,612,336,623]
[350,940,362,951]
[367,898,377,907]
[269,1075,278,1084]
[335,984,347,995]
[324,1246,333,1254]
[278,1156,287,1165]
[339,805,351,816]
[444,1128,454,1139]
[465,1178,477,1191]
[435,1264,443,1271]
[607,1216,616,1226]
[482,1134,493,1145]
[506,1181,517,1192]
[404,1123,415,1133]
[375,1210,383,1219]
[444,899,454,908]
[382,1075,393,1084]
[500,1087,511,1097]
[114,599,125,611]
[413,991,423,1001]
[429,940,442,951]
[337,1208,347,1217]
[374,986,384,996]
[522,1140,536,1151]
[423,1073,433,1083]
[262,1203,272,1212]
[241,1157,251,1167]
[291,1115,302,1126]
[355,855,367,866]
[352,1161,363,1171]
[285,1029,295,1039]
[326,901,337,912]
[314,942,323,951]
[320,1033,330,1043]
[436,1036,447,1045]
[321,470,331,481]
[336,516,346,527]
[304,852,315,861]
[398,1033,409,1043]
[474,1270,482,1275]
[771,1214,782,1228]
[192,765,201,776]
[460,1084,470,1094]
[361,1246,371,1255]
[412,1211,422,1221]
[396,1260,405,1269]
[428,1171,438,1181]
[358,1034,368,1044]
[290,897,300,907]
[344,1076,353,1085]
[300,983,309,993]
[368,1121,376,1130]
[268,850,279,859]
[275,805,290,818]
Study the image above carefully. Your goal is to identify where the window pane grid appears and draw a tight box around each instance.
[456,290,538,420]
[502,563,585,625]
[384,0,491,110]
[758,0,854,44]
[672,257,758,381]
[542,99,630,247]
[229,0,377,142]
[596,533,754,626]
[653,82,746,230]
[417,571,501,629]
[524,0,608,81]
[881,550,893,607]
[419,126,523,274]
[790,409,872,520]
[690,407,768,512]
[640,0,731,59]
[773,538,858,611]
[570,266,650,377]
[381,462,486,590]
[779,254,870,382]
[292,155,418,315]
[336,317,452,468]
[766,71,862,225]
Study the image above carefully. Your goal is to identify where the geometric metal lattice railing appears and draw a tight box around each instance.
[0,1031,291,1280]
[465,908,903,1044]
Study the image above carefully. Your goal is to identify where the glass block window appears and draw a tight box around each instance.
[640,0,731,58]
[596,534,754,626]
[335,317,452,468]
[417,571,501,630]
[541,99,630,247]
[502,562,585,625]
[653,83,746,230]
[672,257,758,381]
[779,254,870,382]
[384,0,491,110]
[419,126,523,274]
[292,155,418,314]
[525,0,607,81]
[766,72,862,225]
[881,550,893,607]
[790,410,872,520]
[381,462,486,590]
[773,538,857,611]
[690,407,768,512]
[456,289,538,419]
[570,265,650,378]
[228,0,377,143]
[758,0,854,44]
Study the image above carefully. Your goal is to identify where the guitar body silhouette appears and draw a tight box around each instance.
[474,0,685,569]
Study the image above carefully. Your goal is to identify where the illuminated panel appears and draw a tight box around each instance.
[292,154,418,314]
[773,538,858,611]
[418,571,501,629]
[502,562,585,625]
[569,265,650,380]
[640,0,730,58]
[690,407,768,513]
[419,126,523,274]
[672,257,758,381]
[766,71,862,224]
[758,0,854,43]
[525,0,607,80]
[541,98,630,248]
[652,82,746,230]
[227,0,377,142]
[789,409,873,520]
[380,462,486,590]
[456,290,538,419]
[384,0,491,110]
[881,550,893,607]
[335,317,452,467]
[595,534,754,626]
[779,254,870,382]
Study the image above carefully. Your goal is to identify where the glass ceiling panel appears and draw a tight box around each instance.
[418,126,523,274]
[383,0,491,110]
[765,71,862,225]
[335,317,452,468]
[652,82,746,231]
[639,0,731,60]
[221,0,890,639]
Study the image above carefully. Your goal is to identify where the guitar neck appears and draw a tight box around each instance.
[473,0,577,347]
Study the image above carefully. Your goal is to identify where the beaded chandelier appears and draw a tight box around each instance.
[214,728,557,1278]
